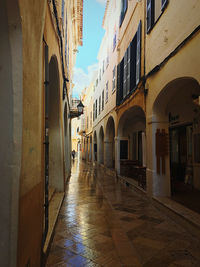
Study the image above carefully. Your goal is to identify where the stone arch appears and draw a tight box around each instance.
[150,77,200,200]
[116,106,146,177]
[93,131,97,161]
[98,126,104,164]
[0,1,22,266]
[105,116,115,168]
[49,55,64,191]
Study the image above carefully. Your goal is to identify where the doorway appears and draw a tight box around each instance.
[170,124,193,191]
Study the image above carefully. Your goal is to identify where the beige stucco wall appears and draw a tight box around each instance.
[145,0,200,197]
[146,0,200,74]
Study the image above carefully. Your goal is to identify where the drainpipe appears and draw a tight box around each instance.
[43,39,49,246]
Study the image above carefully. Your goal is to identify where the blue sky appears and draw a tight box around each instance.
[72,0,106,98]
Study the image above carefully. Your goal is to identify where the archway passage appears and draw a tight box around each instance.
[93,131,97,161]
[105,116,115,168]
[117,106,146,189]
[99,126,104,164]
[48,56,64,191]
[153,77,200,213]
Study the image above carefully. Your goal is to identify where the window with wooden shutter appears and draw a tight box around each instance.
[120,0,128,26]
[130,34,137,91]
[161,0,168,11]
[93,103,95,121]
[127,44,131,95]
[120,58,124,103]
[99,96,101,114]
[102,90,104,110]
[116,64,120,105]
[106,81,109,102]
[123,51,127,98]
[62,0,65,21]
[136,21,142,85]
[95,99,97,118]
[112,66,116,92]
[146,0,154,33]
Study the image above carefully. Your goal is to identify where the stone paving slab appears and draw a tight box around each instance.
[46,160,200,266]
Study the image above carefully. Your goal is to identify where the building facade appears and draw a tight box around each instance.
[81,0,200,214]
[0,0,83,266]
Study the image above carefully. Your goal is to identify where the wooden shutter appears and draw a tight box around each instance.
[120,58,124,103]
[161,0,168,11]
[116,64,120,105]
[124,0,128,14]
[146,0,154,33]
[127,44,131,95]
[123,51,127,98]
[136,21,142,85]
[130,34,137,91]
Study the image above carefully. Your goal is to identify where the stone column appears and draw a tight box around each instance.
[146,115,171,197]
[104,140,113,168]
[115,137,120,174]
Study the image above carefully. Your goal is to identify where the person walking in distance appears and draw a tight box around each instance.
[72,150,75,160]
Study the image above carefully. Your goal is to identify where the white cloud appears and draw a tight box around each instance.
[72,63,98,98]
[96,0,107,6]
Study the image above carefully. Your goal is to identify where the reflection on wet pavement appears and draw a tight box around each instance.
[46,159,200,266]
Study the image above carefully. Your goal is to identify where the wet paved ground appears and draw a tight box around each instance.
[46,159,200,266]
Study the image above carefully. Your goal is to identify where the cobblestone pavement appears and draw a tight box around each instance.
[46,159,200,267]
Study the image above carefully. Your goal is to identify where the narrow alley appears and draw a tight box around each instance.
[46,159,200,267]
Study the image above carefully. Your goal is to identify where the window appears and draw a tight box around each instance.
[96,79,98,87]
[106,55,109,68]
[77,127,79,133]
[106,82,109,102]
[65,15,68,63]
[116,21,141,105]
[99,96,101,114]
[113,31,117,51]
[99,69,101,81]
[95,99,97,118]
[102,90,104,111]
[93,103,95,121]
[62,0,65,21]
[120,0,128,26]
[146,0,168,33]
[90,111,92,127]
[102,60,105,74]
[112,66,116,91]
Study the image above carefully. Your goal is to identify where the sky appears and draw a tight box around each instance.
[72,0,106,98]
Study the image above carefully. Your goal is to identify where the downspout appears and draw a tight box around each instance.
[42,39,49,247]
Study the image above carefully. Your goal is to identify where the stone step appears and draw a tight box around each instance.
[48,186,56,202]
